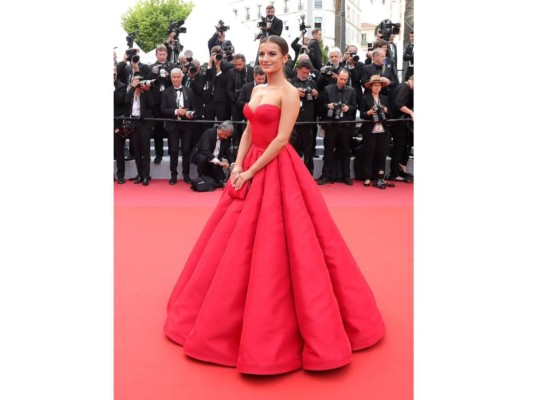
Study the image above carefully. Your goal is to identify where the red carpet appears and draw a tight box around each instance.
[115,180,413,399]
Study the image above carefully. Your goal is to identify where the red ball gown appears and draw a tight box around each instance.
[164,103,385,375]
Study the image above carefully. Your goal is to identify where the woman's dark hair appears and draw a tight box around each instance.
[260,35,289,56]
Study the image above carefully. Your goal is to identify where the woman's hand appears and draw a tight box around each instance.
[231,170,253,191]
[230,165,243,185]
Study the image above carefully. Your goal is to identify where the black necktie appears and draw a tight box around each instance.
[175,87,183,92]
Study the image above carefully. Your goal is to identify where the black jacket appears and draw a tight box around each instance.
[358,94,391,136]
[190,127,235,164]
[320,84,357,121]
[160,86,196,133]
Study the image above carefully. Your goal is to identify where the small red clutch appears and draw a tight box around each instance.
[227,180,251,200]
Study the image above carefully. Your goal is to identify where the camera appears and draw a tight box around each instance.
[216,20,230,33]
[255,16,269,41]
[327,101,344,120]
[168,20,187,35]
[183,50,197,74]
[118,120,135,138]
[299,15,311,33]
[222,41,234,53]
[376,19,400,42]
[350,53,360,62]
[320,64,339,77]
[151,65,168,78]
[372,104,387,122]
[126,30,139,48]
[134,79,157,90]
[367,43,373,52]
[126,48,140,63]
[303,87,313,101]
[224,51,234,62]
[257,16,268,28]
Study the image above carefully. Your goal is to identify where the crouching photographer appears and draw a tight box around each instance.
[124,73,155,186]
[290,60,318,175]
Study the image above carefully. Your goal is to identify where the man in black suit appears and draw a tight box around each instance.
[236,66,266,114]
[182,58,206,149]
[204,46,233,125]
[124,73,155,186]
[387,34,399,71]
[290,60,319,175]
[113,65,127,184]
[340,44,365,107]
[262,5,283,37]
[227,54,254,146]
[190,121,235,187]
[317,69,357,186]
[403,31,414,82]
[147,45,177,164]
[308,28,323,70]
[360,48,397,97]
[116,49,151,86]
[161,68,197,185]
[388,75,414,183]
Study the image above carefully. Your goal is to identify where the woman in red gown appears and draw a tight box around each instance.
[164,36,385,375]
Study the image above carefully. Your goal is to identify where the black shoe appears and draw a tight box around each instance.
[142,177,150,186]
[154,156,162,164]
[183,175,192,184]
[133,176,142,184]
[169,176,177,185]
[129,175,139,181]
[313,153,320,158]
[317,176,330,185]
[342,177,353,186]
[117,178,125,184]
[125,154,134,161]
[399,170,414,183]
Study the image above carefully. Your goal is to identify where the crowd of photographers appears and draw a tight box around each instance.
[114,5,414,189]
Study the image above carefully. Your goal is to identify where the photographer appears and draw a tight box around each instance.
[387,75,414,183]
[317,47,342,91]
[257,5,283,39]
[114,65,127,184]
[124,73,155,186]
[190,121,235,188]
[308,28,323,70]
[148,45,177,164]
[160,68,197,184]
[290,60,319,175]
[164,31,183,64]
[182,56,207,148]
[116,48,150,86]
[204,45,233,125]
[291,35,311,61]
[361,48,397,97]
[359,75,392,189]
[340,44,365,107]
[208,20,230,54]
[317,69,357,186]
[165,20,186,64]
[403,31,414,82]
[227,54,253,117]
